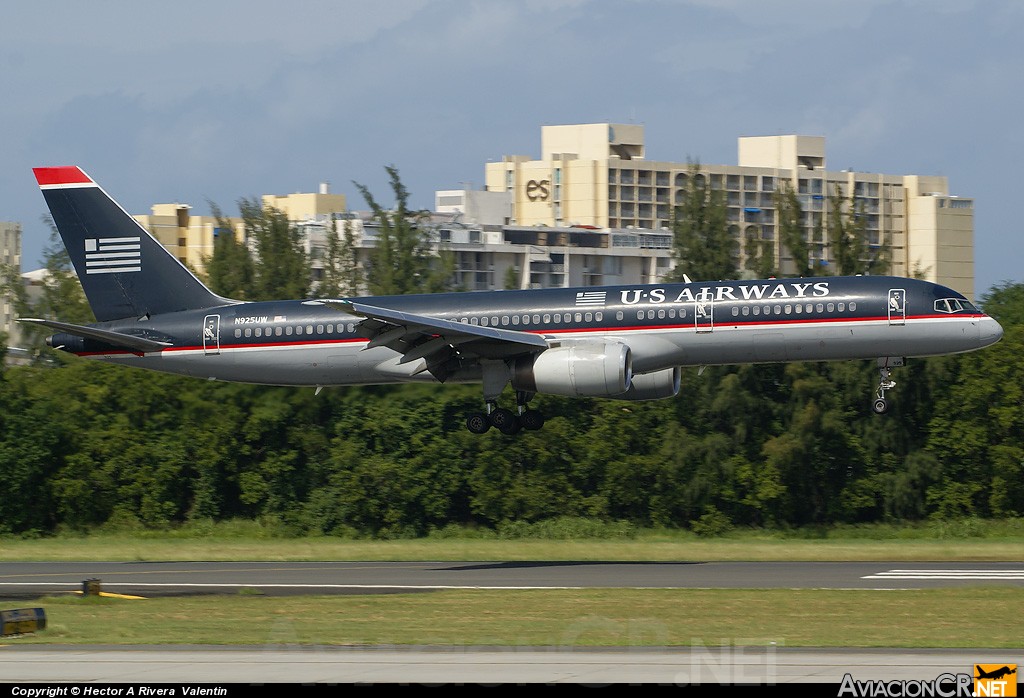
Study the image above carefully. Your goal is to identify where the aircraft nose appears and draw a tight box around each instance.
[979,316,1003,347]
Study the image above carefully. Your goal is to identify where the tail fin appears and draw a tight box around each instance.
[33,166,231,322]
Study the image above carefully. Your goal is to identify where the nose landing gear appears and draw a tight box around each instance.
[871,357,903,415]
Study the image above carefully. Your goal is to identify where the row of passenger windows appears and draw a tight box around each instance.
[458,312,605,326]
[234,322,357,339]
[731,301,857,317]
[235,301,864,340]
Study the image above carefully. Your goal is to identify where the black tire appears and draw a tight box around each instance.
[466,412,491,434]
[872,397,889,415]
[520,410,545,431]
[490,408,521,435]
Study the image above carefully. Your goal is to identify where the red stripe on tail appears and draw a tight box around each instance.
[33,167,93,186]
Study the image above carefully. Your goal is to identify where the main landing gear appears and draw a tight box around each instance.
[466,390,546,435]
[871,357,903,415]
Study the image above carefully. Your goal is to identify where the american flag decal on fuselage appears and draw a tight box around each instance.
[575,290,606,306]
[85,237,141,274]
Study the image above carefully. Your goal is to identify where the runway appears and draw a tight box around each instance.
[0,645,1020,685]
[3,560,1024,597]
[1,562,1021,685]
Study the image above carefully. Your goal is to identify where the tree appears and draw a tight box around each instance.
[239,198,310,301]
[825,185,890,277]
[669,161,737,282]
[353,165,453,296]
[775,181,811,278]
[317,216,363,298]
[204,201,255,299]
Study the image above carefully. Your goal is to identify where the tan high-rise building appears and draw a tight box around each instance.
[1,221,22,351]
[485,124,975,299]
[133,204,244,275]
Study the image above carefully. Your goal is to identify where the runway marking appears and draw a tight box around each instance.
[863,569,1024,580]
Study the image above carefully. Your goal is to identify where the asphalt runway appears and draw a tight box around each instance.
[1,561,1021,685]
[3,560,1024,596]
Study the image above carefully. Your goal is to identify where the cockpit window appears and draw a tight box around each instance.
[934,298,974,314]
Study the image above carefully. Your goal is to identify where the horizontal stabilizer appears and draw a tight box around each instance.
[18,318,173,353]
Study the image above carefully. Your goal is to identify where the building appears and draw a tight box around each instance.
[1,221,23,351]
[484,124,975,299]
[133,204,245,274]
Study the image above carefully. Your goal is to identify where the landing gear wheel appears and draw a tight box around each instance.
[466,412,491,434]
[520,409,545,431]
[489,407,519,435]
[872,397,889,415]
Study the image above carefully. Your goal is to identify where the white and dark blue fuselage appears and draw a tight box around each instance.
[28,166,1003,433]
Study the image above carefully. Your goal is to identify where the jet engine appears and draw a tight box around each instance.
[609,367,681,401]
[512,343,632,397]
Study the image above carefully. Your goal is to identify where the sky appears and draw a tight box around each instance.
[1,0,1021,300]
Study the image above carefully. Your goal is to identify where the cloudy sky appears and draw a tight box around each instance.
[2,0,1020,299]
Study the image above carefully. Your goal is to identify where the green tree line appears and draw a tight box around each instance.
[0,280,1020,537]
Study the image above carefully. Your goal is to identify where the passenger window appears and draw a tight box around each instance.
[286,326,293,336]
[575,313,582,322]
[244,328,252,337]
[784,305,791,315]
[533,314,540,324]
[827,303,834,313]
[554,313,561,323]
[585,312,593,322]
[254,328,262,337]
[317,324,324,334]
[616,311,623,321]
[234,329,241,338]
[543,314,550,323]
[306,325,314,334]
[849,302,857,312]
[595,312,603,322]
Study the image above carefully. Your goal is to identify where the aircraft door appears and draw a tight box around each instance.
[203,314,221,355]
[694,298,714,333]
[887,289,906,326]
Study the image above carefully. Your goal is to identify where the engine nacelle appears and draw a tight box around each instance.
[608,367,681,401]
[512,343,632,397]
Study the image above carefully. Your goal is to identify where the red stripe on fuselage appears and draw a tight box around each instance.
[33,167,94,187]
[70,313,981,358]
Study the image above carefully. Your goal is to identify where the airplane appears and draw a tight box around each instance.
[975,666,1016,681]
[22,166,1004,435]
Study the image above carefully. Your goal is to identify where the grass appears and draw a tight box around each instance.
[5,588,1022,648]
[2,520,1022,648]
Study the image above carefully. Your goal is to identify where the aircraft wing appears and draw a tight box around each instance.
[18,318,174,353]
[308,299,549,378]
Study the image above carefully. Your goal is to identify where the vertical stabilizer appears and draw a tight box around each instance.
[33,166,231,321]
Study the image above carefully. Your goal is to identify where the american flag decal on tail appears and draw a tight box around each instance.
[575,290,606,306]
[85,237,141,274]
